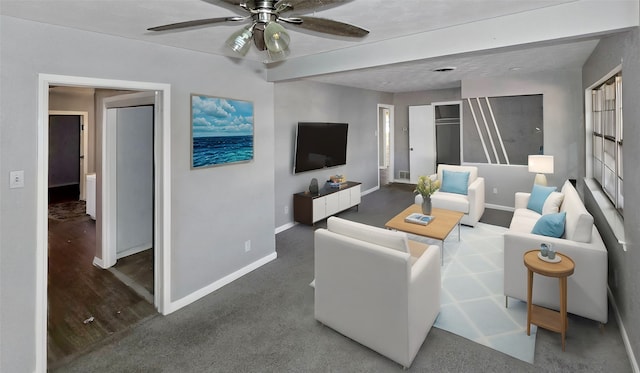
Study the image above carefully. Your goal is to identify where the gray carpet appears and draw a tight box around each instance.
[54,184,632,372]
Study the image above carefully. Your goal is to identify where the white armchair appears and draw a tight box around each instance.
[314,217,441,368]
[415,164,485,227]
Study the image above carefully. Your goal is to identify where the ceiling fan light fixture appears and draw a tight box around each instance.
[225,25,254,56]
[148,0,369,62]
[264,21,290,60]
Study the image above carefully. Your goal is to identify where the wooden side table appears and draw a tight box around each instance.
[524,249,575,351]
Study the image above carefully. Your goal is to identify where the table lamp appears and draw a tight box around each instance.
[528,155,554,186]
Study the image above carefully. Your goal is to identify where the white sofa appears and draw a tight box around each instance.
[503,180,608,324]
[314,217,441,368]
[414,164,485,227]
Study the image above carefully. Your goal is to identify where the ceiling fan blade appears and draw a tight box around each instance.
[147,16,245,32]
[276,0,346,13]
[290,16,368,37]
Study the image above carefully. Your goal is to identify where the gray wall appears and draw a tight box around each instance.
[462,70,584,207]
[583,28,640,364]
[0,16,275,372]
[392,88,461,179]
[273,80,392,228]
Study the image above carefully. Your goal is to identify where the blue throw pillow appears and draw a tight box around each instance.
[526,184,557,214]
[440,170,470,195]
[532,211,566,238]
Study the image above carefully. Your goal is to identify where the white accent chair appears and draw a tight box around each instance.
[314,217,441,368]
[414,164,485,227]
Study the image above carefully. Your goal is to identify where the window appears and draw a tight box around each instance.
[591,73,623,215]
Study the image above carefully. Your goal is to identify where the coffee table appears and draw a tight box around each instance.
[385,205,464,265]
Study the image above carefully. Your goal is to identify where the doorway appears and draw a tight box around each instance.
[36,74,172,371]
[434,102,462,166]
[377,104,394,187]
[48,114,82,203]
[47,90,157,368]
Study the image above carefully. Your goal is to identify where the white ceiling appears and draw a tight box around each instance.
[1,0,635,92]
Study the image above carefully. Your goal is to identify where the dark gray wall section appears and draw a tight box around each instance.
[461,70,583,208]
[583,27,640,365]
[462,94,543,165]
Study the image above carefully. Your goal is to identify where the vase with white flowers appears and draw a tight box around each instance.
[414,175,440,215]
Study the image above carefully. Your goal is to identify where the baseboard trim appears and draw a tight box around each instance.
[165,252,278,314]
[391,178,411,184]
[362,186,378,196]
[608,287,640,373]
[116,243,152,260]
[275,222,296,234]
[485,203,515,212]
[92,256,106,268]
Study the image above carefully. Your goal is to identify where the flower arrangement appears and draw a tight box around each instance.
[414,175,440,198]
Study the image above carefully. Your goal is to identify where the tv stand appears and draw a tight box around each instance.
[293,181,361,225]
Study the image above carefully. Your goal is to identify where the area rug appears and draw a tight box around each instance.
[411,222,537,364]
[48,200,88,221]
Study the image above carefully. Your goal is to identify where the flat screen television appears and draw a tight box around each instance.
[293,122,348,174]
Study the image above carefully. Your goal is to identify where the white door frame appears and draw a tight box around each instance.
[48,111,89,200]
[98,92,156,269]
[377,104,394,186]
[36,74,172,372]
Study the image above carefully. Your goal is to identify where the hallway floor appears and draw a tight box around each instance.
[47,212,156,368]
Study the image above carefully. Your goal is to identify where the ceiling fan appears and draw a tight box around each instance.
[147,0,369,61]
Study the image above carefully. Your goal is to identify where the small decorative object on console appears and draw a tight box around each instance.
[309,178,319,194]
[328,174,347,187]
[404,213,435,226]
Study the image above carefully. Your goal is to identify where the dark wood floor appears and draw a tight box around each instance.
[47,212,156,369]
[112,249,154,296]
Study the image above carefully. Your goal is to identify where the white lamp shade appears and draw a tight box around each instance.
[528,155,554,174]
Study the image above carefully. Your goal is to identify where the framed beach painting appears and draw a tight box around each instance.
[191,94,254,169]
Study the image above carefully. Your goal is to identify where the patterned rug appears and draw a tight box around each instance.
[411,222,537,364]
[48,200,88,221]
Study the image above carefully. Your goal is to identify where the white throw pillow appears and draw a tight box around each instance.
[542,192,564,215]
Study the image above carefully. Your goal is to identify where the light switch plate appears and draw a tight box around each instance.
[10,170,24,189]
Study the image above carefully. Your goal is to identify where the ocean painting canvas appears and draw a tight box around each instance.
[191,94,254,169]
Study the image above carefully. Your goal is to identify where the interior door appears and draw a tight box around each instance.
[409,105,435,183]
[48,115,81,200]
[113,105,154,259]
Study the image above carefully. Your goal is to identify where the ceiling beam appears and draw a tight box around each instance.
[266,0,639,82]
